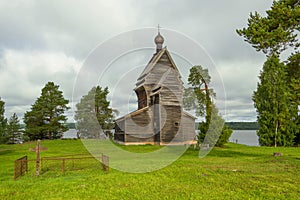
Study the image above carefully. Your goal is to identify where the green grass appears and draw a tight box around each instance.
[0,140,300,199]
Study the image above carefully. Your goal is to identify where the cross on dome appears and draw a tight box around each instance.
[154,24,164,53]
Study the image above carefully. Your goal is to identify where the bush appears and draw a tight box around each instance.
[216,125,233,147]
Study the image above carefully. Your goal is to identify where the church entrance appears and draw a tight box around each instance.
[153,94,160,143]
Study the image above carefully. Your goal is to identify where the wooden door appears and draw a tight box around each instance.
[153,94,160,143]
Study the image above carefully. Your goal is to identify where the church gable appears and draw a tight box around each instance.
[150,51,183,105]
[134,48,183,110]
[114,30,196,145]
[136,48,180,85]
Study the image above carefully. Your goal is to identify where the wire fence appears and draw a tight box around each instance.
[41,154,109,175]
[14,153,109,180]
[14,156,28,180]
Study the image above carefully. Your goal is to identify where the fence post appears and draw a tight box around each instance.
[62,159,65,175]
[102,154,109,172]
[40,157,43,172]
[25,156,28,173]
[14,160,17,181]
[20,159,24,176]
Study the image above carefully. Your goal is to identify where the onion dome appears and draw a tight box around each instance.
[154,32,164,52]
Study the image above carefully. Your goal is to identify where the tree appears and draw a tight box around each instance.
[75,86,114,139]
[24,82,70,140]
[6,113,22,144]
[236,0,300,55]
[0,98,8,144]
[253,55,295,146]
[184,65,214,122]
[184,65,232,147]
[199,104,233,147]
[286,53,300,145]
[237,0,299,146]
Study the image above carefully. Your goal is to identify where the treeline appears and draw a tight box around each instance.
[225,122,258,130]
[0,82,70,143]
[41,122,260,130]
[195,122,259,130]
[65,123,76,129]
[0,82,115,144]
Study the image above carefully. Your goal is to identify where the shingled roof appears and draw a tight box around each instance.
[135,47,181,89]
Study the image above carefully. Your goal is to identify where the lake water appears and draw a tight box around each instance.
[63,129,260,146]
[230,130,259,146]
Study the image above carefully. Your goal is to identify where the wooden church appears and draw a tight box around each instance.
[114,30,196,145]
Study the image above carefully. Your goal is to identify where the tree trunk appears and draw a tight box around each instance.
[49,111,53,139]
[275,120,278,147]
[205,83,211,125]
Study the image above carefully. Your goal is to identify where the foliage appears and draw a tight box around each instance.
[286,53,300,144]
[253,55,296,146]
[0,98,8,144]
[184,65,215,120]
[6,113,22,144]
[75,86,114,139]
[24,82,70,140]
[216,125,233,147]
[198,104,232,147]
[237,0,300,55]
[184,65,232,147]
[1,140,300,199]
[238,0,300,146]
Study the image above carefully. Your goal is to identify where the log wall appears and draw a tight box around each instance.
[115,48,196,145]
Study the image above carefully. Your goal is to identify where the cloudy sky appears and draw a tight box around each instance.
[0,0,274,122]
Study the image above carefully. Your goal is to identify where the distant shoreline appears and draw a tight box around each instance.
[225,122,258,130]
[196,122,258,130]
[64,122,259,131]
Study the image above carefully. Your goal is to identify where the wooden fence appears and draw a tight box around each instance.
[14,156,28,180]
[41,153,109,175]
[14,154,109,180]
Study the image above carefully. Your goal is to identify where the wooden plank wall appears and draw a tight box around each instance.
[115,49,196,145]
[124,108,154,143]
[160,105,182,143]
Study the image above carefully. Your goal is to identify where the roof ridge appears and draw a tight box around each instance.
[137,48,166,81]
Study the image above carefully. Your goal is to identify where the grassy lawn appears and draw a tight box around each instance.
[0,139,300,199]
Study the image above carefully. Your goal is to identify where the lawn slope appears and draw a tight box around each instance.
[0,140,299,199]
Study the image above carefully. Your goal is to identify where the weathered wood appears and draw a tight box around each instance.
[29,140,48,176]
[14,156,28,180]
[102,154,109,172]
[114,34,195,145]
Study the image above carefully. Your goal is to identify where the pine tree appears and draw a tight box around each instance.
[286,53,300,145]
[24,82,70,140]
[75,86,114,139]
[253,55,295,146]
[0,98,8,144]
[184,65,232,147]
[237,0,299,146]
[236,0,300,55]
[6,113,22,144]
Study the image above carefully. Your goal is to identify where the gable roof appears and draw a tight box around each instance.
[135,47,181,89]
[115,106,150,121]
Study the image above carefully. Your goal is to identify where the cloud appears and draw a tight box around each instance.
[0,0,137,58]
[0,0,275,122]
[132,0,273,60]
[0,49,81,120]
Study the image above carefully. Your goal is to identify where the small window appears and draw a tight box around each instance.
[175,122,180,127]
